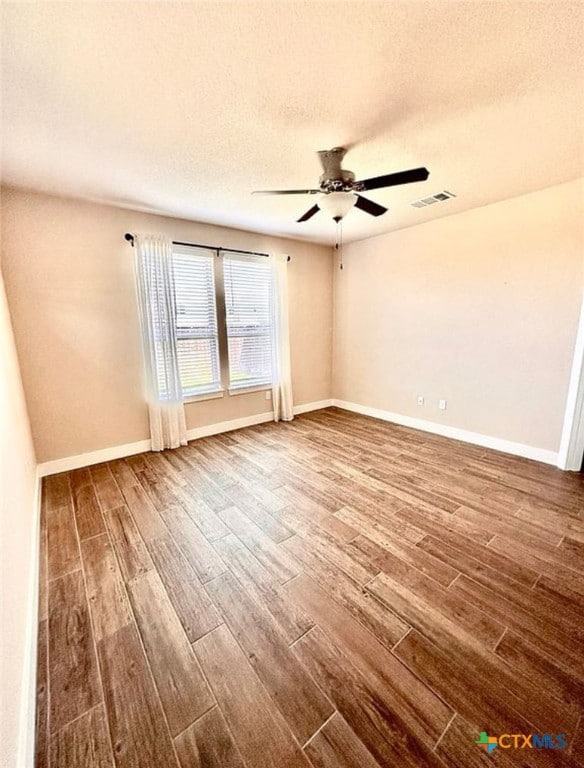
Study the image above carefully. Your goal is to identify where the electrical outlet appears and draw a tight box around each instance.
[417,395,425,406]
[265,390,272,400]
[438,399,447,410]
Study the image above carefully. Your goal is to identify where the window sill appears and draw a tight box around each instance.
[228,384,272,397]
[183,389,224,404]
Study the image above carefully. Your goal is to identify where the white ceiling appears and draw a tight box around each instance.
[1,1,583,245]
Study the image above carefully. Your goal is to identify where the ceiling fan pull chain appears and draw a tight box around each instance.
[337,218,344,271]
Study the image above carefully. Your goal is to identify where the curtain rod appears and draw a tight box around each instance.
[124,233,290,261]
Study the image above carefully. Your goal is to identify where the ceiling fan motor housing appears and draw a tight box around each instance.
[317,148,365,193]
[319,170,361,192]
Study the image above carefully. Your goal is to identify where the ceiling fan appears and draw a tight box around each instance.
[252,147,429,222]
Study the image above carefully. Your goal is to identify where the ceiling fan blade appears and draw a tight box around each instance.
[297,204,320,223]
[358,167,429,191]
[252,189,319,195]
[354,195,388,217]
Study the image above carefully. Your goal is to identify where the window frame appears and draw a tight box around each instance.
[171,245,275,402]
[222,252,275,394]
[172,245,223,400]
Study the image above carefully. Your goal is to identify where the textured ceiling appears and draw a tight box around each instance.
[1,1,583,245]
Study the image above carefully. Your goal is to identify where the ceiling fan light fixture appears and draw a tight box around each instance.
[318,191,357,221]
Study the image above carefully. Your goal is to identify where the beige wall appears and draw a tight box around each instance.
[1,188,333,463]
[4,179,582,466]
[333,179,584,452]
[0,266,38,767]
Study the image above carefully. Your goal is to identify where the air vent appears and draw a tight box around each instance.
[411,190,456,208]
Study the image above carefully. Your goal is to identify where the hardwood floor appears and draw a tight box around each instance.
[36,407,584,767]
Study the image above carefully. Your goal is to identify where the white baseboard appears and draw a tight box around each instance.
[36,400,333,476]
[35,397,559,475]
[332,399,559,466]
[16,470,42,768]
[37,439,152,477]
[186,400,333,439]
[186,411,274,441]
[293,399,334,415]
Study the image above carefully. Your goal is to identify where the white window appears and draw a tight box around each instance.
[170,246,274,399]
[172,246,222,398]
[223,255,274,390]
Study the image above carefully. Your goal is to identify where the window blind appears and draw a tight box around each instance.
[223,255,274,390]
[172,247,221,397]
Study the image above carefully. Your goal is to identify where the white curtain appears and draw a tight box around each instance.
[134,234,187,450]
[271,254,294,421]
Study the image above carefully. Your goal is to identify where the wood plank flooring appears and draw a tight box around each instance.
[36,407,584,767]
